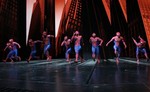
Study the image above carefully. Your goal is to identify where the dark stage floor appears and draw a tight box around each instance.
[0,58,150,92]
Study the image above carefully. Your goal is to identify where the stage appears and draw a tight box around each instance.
[0,58,150,92]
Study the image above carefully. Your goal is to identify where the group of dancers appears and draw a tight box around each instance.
[61,31,149,64]
[3,31,149,64]
[3,31,54,63]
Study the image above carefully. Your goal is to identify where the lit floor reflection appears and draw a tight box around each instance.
[0,58,150,92]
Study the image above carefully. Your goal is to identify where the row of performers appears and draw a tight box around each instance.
[3,31,149,64]
[3,31,54,63]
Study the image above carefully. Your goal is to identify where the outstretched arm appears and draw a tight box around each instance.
[4,45,9,51]
[61,41,65,46]
[106,37,114,46]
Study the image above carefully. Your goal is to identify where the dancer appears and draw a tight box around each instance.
[106,32,127,64]
[3,39,21,62]
[89,33,103,63]
[27,39,42,63]
[42,31,54,61]
[3,42,13,62]
[71,31,83,62]
[61,36,72,62]
[132,36,149,64]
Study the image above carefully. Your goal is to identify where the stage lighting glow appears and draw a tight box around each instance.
[65,0,68,4]
[138,0,150,49]
[108,58,150,65]
[26,0,36,44]
[102,0,111,24]
[79,59,96,66]
[55,0,65,37]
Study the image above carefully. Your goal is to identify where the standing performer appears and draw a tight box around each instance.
[27,39,42,63]
[71,31,83,62]
[106,32,127,64]
[89,33,103,63]
[42,31,54,61]
[3,39,21,62]
[132,36,149,64]
[61,36,72,62]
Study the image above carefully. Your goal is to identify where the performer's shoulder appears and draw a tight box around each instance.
[112,36,116,39]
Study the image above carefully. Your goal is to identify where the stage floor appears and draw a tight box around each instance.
[0,58,150,92]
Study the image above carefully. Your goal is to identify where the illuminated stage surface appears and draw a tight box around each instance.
[0,58,150,92]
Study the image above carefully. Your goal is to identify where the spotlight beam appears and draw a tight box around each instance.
[55,0,65,37]
[26,0,36,44]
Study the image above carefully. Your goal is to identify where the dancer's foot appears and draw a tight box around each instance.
[3,60,6,63]
[18,57,21,61]
[97,59,100,64]
[66,59,70,62]
[47,56,52,61]
[80,58,84,63]
[74,60,78,63]
[27,59,29,63]
[116,58,119,65]
[10,60,14,63]
[137,59,139,65]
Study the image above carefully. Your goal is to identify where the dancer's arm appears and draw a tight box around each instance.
[61,41,65,46]
[132,37,138,46]
[122,37,127,49]
[34,40,43,43]
[98,38,103,46]
[14,42,21,48]
[71,33,76,41]
[106,37,114,46]
[4,46,8,51]
[47,35,54,38]
[138,36,146,44]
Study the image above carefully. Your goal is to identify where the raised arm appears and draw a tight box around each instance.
[138,35,144,40]
[138,35,146,44]
[71,33,75,41]
[132,37,138,46]
[106,37,114,46]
